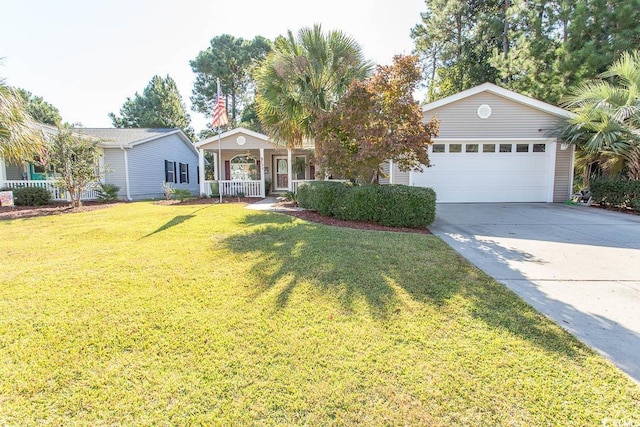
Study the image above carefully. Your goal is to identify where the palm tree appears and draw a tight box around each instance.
[254,24,372,148]
[559,51,640,181]
[0,74,42,163]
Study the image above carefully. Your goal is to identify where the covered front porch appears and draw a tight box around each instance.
[196,128,318,198]
[0,159,99,201]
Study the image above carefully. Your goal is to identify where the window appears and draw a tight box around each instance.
[483,144,495,153]
[516,144,529,153]
[465,144,478,153]
[164,160,176,183]
[449,144,462,153]
[230,155,258,180]
[499,144,512,153]
[533,144,546,152]
[432,144,445,153]
[179,163,189,183]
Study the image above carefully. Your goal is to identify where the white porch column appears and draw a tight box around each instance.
[389,159,394,184]
[198,149,206,196]
[0,158,6,187]
[213,152,219,180]
[259,148,265,197]
[287,148,293,191]
[120,146,132,201]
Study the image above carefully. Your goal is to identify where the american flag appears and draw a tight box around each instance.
[212,79,229,128]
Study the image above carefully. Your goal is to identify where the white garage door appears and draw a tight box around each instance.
[411,141,555,203]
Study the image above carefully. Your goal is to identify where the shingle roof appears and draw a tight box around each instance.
[77,128,180,147]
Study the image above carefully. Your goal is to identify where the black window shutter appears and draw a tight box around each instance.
[197,166,199,184]
[186,164,190,184]
[173,162,177,183]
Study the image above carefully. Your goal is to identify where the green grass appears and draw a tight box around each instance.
[0,202,638,426]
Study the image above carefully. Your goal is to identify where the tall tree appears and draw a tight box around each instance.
[0,76,43,162]
[411,0,502,100]
[16,88,62,126]
[190,35,271,127]
[254,24,372,147]
[559,51,640,181]
[109,75,194,140]
[315,55,439,183]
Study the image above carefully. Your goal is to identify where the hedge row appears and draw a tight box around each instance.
[0,186,51,206]
[297,181,436,228]
[590,178,640,212]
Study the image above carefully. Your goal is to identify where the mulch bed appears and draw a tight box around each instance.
[0,201,121,221]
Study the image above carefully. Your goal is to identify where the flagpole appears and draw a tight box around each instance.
[216,78,223,203]
[218,125,222,204]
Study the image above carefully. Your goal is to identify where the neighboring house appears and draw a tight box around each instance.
[195,127,317,197]
[0,126,199,201]
[80,128,199,200]
[382,83,575,203]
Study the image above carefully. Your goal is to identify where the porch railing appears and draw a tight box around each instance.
[205,180,263,198]
[1,180,99,201]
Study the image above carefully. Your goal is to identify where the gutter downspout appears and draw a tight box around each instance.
[120,145,132,201]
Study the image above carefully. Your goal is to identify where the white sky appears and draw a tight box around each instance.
[1,0,425,135]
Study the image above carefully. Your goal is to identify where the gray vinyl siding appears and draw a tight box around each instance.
[425,92,560,139]
[379,161,390,184]
[553,144,573,202]
[103,148,127,198]
[127,133,199,199]
[5,163,24,180]
[379,161,410,185]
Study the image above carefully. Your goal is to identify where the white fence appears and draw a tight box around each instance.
[205,180,263,198]
[1,180,99,201]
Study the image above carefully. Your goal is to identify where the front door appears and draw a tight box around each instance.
[273,157,288,191]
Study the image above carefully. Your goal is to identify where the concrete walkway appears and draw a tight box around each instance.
[430,203,640,383]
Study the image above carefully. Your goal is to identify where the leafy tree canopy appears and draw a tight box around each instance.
[254,24,372,148]
[109,75,194,140]
[41,128,101,207]
[559,51,640,181]
[315,55,439,184]
[190,34,271,131]
[16,88,62,126]
[0,75,43,163]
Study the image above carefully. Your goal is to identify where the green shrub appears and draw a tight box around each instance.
[297,181,350,216]
[298,182,437,228]
[172,188,194,201]
[96,183,120,202]
[590,178,640,212]
[1,186,52,206]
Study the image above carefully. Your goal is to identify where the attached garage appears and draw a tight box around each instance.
[400,83,575,203]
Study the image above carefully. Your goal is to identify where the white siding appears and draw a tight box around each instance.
[127,134,199,199]
[103,148,127,198]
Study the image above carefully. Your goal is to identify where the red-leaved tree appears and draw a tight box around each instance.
[315,55,439,183]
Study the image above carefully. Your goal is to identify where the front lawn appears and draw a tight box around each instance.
[0,202,638,425]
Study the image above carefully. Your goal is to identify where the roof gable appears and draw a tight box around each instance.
[423,83,573,119]
[79,128,197,155]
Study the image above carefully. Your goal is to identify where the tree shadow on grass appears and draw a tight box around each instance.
[221,212,588,358]
[141,206,211,239]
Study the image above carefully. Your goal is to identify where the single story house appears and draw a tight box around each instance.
[382,83,575,203]
[198,84,574,203]
[0,126,199,201]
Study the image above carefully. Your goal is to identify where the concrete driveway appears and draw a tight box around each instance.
[430,203,640,383]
